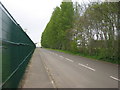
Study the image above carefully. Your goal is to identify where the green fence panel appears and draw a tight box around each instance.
[0,5,2,89]
[0,2,36,88]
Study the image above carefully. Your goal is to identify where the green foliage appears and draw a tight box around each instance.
[41,2,74,50]
[41,1,119,64]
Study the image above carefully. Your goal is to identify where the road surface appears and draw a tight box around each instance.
[22,48,119,88]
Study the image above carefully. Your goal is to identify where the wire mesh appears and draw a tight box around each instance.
[0,2,36,88]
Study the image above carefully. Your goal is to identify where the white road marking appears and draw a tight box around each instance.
[110,76,120,81]
[55,54,58,56]
[51,52,58,56]
[51,81,54,84]
[59,55,64,58]
[65,58,74,62]
[78,63,95,71]
[50,52,53,54]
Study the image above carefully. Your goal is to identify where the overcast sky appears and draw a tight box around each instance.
[1,0,98,45]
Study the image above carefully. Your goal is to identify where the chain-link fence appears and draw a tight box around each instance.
[0,2,36,88]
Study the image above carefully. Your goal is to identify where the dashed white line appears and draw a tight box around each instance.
[58,55,74,62]
[49,52,54,54]
[51,81,54,84]
[65,58,74,62]
[59,55,64,58]
[78,63,95,71]
[110,76,120,81]
[55,53,58,56]
[50,52,58,56]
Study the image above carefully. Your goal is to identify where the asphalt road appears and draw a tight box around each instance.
[22,48,119,88]
[39,48,119,88]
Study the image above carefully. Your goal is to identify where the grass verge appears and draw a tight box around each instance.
[46,48,119,64]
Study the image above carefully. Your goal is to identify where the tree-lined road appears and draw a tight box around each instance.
[38,48,118,88]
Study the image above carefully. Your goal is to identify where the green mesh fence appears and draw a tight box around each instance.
[0,2,36,88]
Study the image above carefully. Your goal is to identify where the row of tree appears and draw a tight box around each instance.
[41,1,119,63]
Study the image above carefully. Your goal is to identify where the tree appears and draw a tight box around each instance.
[41,1,119,64]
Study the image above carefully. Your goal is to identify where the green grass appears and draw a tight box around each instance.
[46,48,119,64]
